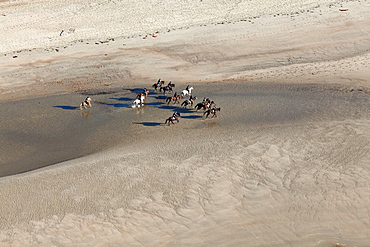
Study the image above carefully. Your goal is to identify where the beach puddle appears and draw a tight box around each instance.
[0,83,368,177]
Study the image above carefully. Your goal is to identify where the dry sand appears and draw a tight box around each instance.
[0,0,370,246]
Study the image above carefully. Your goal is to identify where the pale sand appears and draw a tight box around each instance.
[0,0,370,246]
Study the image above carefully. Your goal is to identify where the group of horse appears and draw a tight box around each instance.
[152,79,175,94]
[156,81,220,125]
[195,98,221,118]
[78,79,220,126]
[132,88,150,108]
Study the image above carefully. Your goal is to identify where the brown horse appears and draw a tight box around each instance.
[165,116,179,125]
[166,95,183,104]
[203,107,221,118]
[165,112,181,125]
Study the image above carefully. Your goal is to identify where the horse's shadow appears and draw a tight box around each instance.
[158,105,181,110]
[146,102,164,106]
[155,95,167,100]
[125,88,147,94]
[110,97,132,102]
[100,102,132,108]
[133,122,163,127]
[158,105,195,113]
[53,105,79,110]
[181,115,203,119]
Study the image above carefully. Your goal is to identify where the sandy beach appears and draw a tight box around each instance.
[0,0,370,246]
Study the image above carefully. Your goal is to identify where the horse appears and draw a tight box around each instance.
[160,86,173,94]
[166,95,182,104]
[181,86,193,97]
[152,79,164,91]
[167,81,175,88]
[132,93,146,108]
[203,107,221,118]
[181,96,197,108]
[165,113,181,125]
[80,97,92,110]
[194,101,215,111]
[132,98,143,108]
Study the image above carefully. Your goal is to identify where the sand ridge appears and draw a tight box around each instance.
[1,0,370,101]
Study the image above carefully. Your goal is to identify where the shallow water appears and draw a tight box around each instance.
[0,83,368,176]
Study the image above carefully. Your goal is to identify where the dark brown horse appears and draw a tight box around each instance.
[194,101,215,111]
[181,96,197,108]
[160,86,173,94]
[167,81,175,88]
[152,80,164,90]
[203,107,221,118]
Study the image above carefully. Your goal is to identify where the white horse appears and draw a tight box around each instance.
[132,99,142,108]
[181,87,193,97]
[132,94,145,108]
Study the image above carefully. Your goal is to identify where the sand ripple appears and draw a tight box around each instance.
[1,112,369,246]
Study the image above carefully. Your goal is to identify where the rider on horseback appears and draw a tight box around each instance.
[172,111,180,119]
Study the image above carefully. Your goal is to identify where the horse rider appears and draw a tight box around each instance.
[156,78,163,87]
[185,85,190,91]
[172,111,180,119]
[143,88,149,96]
